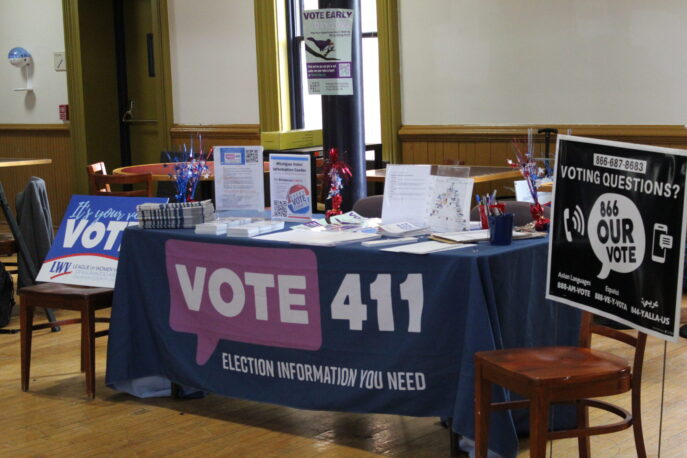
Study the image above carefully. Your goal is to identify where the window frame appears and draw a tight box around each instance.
[254,0,400,163]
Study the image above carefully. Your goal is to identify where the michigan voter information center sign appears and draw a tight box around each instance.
[547,135,687,340]
[36,195,167,288]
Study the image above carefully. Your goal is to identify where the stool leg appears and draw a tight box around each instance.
[20,302,35,392]
[82,307,96,399]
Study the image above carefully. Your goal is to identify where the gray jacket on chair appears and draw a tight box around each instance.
[16,177,54,288]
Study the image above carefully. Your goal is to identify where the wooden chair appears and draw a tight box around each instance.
[86,162,110,193]
[474,311,647,457]
[20,283,113,399]
[88,172,154,197]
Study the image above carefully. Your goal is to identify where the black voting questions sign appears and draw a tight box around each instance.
[547,135,687,340]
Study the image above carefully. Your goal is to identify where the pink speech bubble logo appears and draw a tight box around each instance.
[166,240,321,365]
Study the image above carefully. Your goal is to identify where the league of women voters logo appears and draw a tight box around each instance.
[165,240,322,365]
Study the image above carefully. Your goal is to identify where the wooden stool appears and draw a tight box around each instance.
[20,283,113,399]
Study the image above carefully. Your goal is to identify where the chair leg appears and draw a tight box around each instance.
[20,303,35,392]
[474,362,492,458]
[576,400,590,457]
[80,314,86,372]
[82,307,96,399]
[529,392,550,458]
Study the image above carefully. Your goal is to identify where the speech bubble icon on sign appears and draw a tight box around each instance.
[587,193,645,280]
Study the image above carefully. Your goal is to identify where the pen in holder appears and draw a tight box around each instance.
[488,213,514,245]
[478,204,489,229]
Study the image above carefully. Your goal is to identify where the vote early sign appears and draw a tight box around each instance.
[36,195,167,288]
[546,135,687,340]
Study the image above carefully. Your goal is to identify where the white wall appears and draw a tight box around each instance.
[399,0,687,125]
[167,0,260,125]
[0,0,68,124]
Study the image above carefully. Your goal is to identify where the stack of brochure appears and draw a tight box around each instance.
[194,217,253,235]
[378,222,430,238]
[137,200,215,229]
[429,229,546,244]
[227,220,285,237]
[256,230,380,246]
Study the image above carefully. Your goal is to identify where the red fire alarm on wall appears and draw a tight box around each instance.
[59,104,69,121]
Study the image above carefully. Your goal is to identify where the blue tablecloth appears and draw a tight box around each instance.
[106,227,579,458]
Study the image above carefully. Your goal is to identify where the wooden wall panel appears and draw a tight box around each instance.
[170,124,261,154]
[399,124,687,198]
[0,125,72,226]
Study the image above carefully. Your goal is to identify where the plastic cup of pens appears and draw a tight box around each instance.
[488,212,514,245]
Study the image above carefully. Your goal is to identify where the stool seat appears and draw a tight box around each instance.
[20,283,113,399]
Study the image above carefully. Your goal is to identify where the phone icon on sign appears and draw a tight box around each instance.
[651,224,669,263]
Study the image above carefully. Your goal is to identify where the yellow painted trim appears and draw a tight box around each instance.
[63,0,88,194]
[254,0,284,132]
[377,0,401,164]
[153,0,173,151]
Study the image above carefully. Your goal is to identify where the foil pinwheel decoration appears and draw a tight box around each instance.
[321,147,352,222]
[163,134,211,202]
[508,133,550,231]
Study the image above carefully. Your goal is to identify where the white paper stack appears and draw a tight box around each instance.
[137,200,215,229]
[227,220,285,237]
[381,241,476,255]
[378,221,430,238]
[195,221,229,235]
[256,230,380,246]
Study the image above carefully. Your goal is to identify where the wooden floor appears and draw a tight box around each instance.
[2,308,687,456]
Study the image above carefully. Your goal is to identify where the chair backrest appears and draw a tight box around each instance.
[88,173,154,197]
[443,159,466,166]
[352,195,384,218]
[86,162,110,193]
[582,311,647,393]
[470,200,551,227]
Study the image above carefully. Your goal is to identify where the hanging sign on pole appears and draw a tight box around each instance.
[546,135,687,341]
[302,8,354,95]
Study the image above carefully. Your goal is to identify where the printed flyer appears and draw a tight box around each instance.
[36,194,167,288]
[269,153,312,222]
[302,8,354,95]
[213,145,265,213]
[546,135,687,340]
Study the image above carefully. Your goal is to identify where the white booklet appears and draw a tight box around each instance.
[381,164,474,233]
[430,229,547,244]
[256,230,380,246]
[213,146,265,213]
[381,241,476,255]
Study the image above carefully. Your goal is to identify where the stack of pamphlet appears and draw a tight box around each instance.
[378,222,430,238]
[137,200,215,229]
[227,220,285,237]
[195,217,253,235]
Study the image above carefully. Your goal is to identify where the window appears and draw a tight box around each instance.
[285,0,381,146]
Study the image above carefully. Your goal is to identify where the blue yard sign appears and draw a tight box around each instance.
[36,194,168,288]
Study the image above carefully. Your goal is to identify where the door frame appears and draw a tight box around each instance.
[62,0,173,193]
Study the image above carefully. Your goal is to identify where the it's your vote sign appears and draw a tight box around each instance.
[547,135,687,340]
[36,195,167,288]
